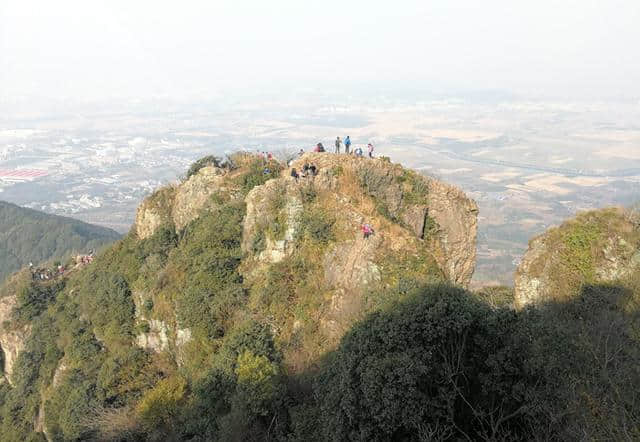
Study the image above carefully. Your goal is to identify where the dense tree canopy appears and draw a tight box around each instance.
[0,201,121,281]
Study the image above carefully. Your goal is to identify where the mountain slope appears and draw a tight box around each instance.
[0,201,121,281]
[2,154,637,441]
[0,153,478,440]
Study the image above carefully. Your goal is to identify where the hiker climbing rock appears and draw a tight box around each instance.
[290,168,299,182]
[344,136,351,154]
[309,163,318,176]
[335,136,342,153]
[361,223,374,239]
[302,163,310,177]
[298,148,304,157]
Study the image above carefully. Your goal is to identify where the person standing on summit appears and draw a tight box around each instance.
[344,136,351,154]
[335,136,342,153]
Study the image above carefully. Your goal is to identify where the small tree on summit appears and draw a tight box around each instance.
[186,155,222,179]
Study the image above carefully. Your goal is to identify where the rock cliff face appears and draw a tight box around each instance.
[232,154,477,345]
[135,154,478,292]
[0,294,30,385]
[133,166,228,240]
[171,166,229,231]
[132,153,478,358]
[514,208,640,308]
[242,179,304,265]
[287,154,478,286]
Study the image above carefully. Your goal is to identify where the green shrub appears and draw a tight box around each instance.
[186,155,221,179]
[139,225,177,262]
[96,347,159,406]
[297,208,335,244]
[135,321,151,334]
[219,321,281,369]
[561,221,601,281]
[172,204,246,337]
[375,200,397,222]
[136,376,187,430]
[251,230,266,254]
[237,159,282,194]
[235,351,280,415]
[314,284,530,441]
[14,280,65,322]
[422,215,438,239]
[400,170,429,205]
[299,185,317,204]
[143,299,154,312]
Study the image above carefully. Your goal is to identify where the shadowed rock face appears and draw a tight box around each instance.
[514,207,640,308]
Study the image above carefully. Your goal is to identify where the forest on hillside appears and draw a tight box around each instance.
[0,201,121,281]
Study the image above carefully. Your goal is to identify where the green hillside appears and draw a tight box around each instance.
[0,156,638,441]
[0,201,121,281]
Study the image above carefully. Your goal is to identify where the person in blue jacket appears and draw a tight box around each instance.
[344,136,351,154]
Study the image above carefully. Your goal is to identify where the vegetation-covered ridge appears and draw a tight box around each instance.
[515,206,640,307]
[0,153,478,440]
[0,153,637,441]
[0,200,121,282]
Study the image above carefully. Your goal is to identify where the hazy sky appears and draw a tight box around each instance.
[2,0,640,101]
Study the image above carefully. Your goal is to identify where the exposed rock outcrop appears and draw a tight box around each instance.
[0,295,30,385]
[172,166,228,231]
[242,179,304,265]
[515,208,640,308]
[136,319,170,352]
[135,165,232,239]
[237,153,478,350]
[288,154,478,286]
[133,291,191,354]
[134,186,176,239]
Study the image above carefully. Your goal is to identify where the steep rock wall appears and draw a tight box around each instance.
[0,295,30,385]
[288,154,478,286]
[135,165,230,239]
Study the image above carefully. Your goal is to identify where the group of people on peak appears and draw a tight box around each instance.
[291,137,375,158]
[334,136,374,158]
[290,162,318,182]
